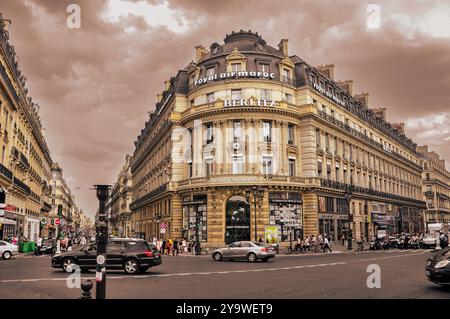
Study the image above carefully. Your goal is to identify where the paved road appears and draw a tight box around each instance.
[0,249,448,298]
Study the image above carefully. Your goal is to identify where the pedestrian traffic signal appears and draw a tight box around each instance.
[57,205,63,218]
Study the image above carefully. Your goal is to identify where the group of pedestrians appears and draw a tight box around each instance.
[151,237,199,256]
[293,234,333,253]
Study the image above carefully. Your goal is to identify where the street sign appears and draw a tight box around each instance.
[40,217,47,225]
[55,218,60,225]
[60,219,66,226]
[160,228,166,234]
[160,222,166,229]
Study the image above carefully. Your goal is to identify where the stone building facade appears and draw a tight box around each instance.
[130,30,426,246]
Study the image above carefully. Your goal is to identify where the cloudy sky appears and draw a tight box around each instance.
[1,0,449,219]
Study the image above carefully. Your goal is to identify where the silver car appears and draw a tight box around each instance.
[211,241,276,262]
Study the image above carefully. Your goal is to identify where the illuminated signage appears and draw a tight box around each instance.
[313,83,346,107]
[224,98,276,107]
[195,71,275,86]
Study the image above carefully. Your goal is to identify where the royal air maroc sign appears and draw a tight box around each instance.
[195,71,275,86]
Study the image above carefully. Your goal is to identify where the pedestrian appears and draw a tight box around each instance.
[304,236,310,252]
[35,236,43,255]
[166,239,172,255]
[182,238,187,254]
[318,234,324,252]
[258,237,263,243]
[161,239,166,255]
[323,236,332,253]
[156,239,161,252]
[341,233,346,246]
[173,238,179,256]
[295,237,302,252]
[312,235,318,253]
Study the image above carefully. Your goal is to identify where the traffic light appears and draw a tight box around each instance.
[57,205,63,218]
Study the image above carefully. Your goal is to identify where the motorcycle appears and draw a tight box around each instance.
[369,238,382,250]
[440,234,449,249]
[397,235,411,249]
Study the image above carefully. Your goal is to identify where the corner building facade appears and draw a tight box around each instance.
[131,31,426,246]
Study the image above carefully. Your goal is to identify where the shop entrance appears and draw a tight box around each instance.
[225,195,250,244]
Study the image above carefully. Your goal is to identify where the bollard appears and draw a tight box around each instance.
[79,279,93,299]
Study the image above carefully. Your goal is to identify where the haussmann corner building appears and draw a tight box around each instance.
[130,30,426,247]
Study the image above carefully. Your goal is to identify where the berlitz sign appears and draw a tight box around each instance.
[224,98,276,107]
[195,71,275,86]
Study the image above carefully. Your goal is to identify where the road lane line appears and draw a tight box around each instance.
[358,251,426,262]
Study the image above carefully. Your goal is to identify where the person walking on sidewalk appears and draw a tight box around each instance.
[303,236,311,252]
[312,235,318,253]
[323,236,332,253]
[172,238,179,256]
[161,239,166,255]
[318,234,324,252]
[35,236,43,255]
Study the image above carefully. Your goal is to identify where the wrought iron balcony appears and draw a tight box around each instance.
[13,177,31,196]
[20,152,30,169]
[424,191,435,198]
[0,162,13,181]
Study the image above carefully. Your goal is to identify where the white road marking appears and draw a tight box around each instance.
[0,261,348,284]
[358,251,426,262]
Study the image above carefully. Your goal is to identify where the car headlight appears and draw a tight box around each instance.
[434,260,450,269]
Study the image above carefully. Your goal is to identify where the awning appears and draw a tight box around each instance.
[0,217,16,225]
[0,185,9,194]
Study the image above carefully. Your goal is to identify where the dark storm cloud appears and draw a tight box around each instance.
[1,0,449,218]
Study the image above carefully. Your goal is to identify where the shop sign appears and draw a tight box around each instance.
[194,71,275,86]
[209,176,258,183]
[270,199,302,204]
[182,200,207,205]
[5,204,15,212]
[264,225,279,244]
[371,213,392,221]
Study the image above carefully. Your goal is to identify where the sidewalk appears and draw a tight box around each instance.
[276,241,370,255]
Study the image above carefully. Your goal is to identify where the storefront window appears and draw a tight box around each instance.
[269,193,302,241]
[225,195,250,244]
[182,195,207,242]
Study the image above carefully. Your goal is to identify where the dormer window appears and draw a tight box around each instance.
[258,63,270,73]
[282,68,291,79]
[231,63,241,72]
[206,67,215,77]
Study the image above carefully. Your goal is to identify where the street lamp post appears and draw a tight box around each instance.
[245,186,264,242]
[345,189,353,250]
[195,210,201,255]
[94,185,110,300]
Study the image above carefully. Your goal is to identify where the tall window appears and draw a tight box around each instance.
[206,66,215,77]
[233,121,242,142]
[205,123,213,144]
[289,159,296,177]
[282,68,291,79]
[206,160,213,177]
[333,137,338,154]
[262,121,272,142]
[287,124,294,145]
[260,89,271,100]
[232,155,243,174]
[262,156,273,175]
[285,93,293,104]
[231,63,241,72]
[207,92,215,104]
[317,160,323,177]
[316,129,321,148]
[326,162,331,179]
[231,89,242,100]
[325,133,330,152]
[258,63,270,73]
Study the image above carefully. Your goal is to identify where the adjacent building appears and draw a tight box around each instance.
[417,145,450,226]
[108,155,133,237]
[130,30,427,246]
[0,14,83,241]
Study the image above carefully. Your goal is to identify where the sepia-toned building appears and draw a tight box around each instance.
[108,155,133,237]
[417,145,450,226]
[130,30,426,247]
[0,14,53,241]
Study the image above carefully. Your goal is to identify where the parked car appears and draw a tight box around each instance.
[0,240,18,260]
[211,241,276,262]
[51,238,161,274]
[426,247,450,286]
[420,235,437,249]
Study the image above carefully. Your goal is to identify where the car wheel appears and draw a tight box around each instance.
[124,258,139,274]
[2,251,12,260]
[62,258,76,273]
[247,253,257,263]
[213,252,222,261]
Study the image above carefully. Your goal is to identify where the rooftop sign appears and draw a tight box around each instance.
[194,71,275,86]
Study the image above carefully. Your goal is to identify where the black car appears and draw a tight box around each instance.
[51,238,161,274]
[426,247,450,286]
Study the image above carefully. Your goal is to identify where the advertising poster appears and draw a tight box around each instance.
[265,225,279,244]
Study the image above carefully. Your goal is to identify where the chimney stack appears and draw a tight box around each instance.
[278,39,289,56]
[371,107,386,120]
[337,80,353,95]
[392,123,405,134]
[164,80,171,91]
[195,45,208,62]
[317,64,335,80]
[354,92,370,106]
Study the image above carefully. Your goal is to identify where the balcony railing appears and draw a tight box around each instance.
[20,152,30,169]
[0,162,13,181]
[424,191,435,198]
[13,177,31,196]
[11,146,19,159]
[319,178,425,206]
[130,183,168,210]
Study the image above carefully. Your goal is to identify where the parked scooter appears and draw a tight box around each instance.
[440,233,449,249]
[369,238,382,250]
[397,234,411,249]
